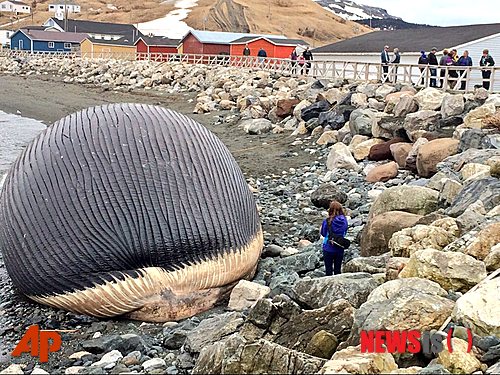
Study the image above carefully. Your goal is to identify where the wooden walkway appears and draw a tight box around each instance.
[1,50,499,93]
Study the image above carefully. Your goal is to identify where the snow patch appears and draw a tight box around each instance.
[137,0,198,38]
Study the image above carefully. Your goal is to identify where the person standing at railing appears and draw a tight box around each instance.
[480,49,495,90]
[439,49,449,88]
[298,54,305,74]
[446,51,458,89]
[290,49,298,74]
[303,47,313,75]
[418,50,429,85]
[457,50,472,90]
[243,43,251,57]
[428,47,438,87]
[392,48,400,82]
[380,45,390,82]
[257,47,267,64]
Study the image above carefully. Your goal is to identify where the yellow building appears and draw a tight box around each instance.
[80,38,136,60]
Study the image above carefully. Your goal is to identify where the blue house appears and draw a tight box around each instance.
[10,29,88,52]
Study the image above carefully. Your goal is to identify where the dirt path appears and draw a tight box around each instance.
[0,74,311,178]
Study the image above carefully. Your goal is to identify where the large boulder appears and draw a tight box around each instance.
[360,211,422,257]
[437,338,482,374]
[441,94,465,118]
[347,278,454,344]
[293,100,312,120]
[193,335,325,374]
[293,273,378,309]
[301,100,331,122]
[228,280,271,311]
[276,98,300,117]
[447,177,500,217]
[452,277,500,336]
[485,244,500,271]
[365,161,398,183]
[304,330,339,359]
[368,137,408,161]
[318,105,354,130]
[399,249,487,292]
[415,87,446,110]
[463,103,496,128]
[390,143,413,168]
[343,254,391,274]
[352,138,385,161]
[462,222,500,260]
[351,93,368,108]
[349,108,377,136]
[318,345,398,374]
[310,184,348,209]
[404,110,441,141]
[242,118,273,135]
[405,138,429,172]
[368,185,439,219]
[389,220,459,258]
[375,116,406,138]
[326,143,360,171]
[385,91,415,113]
[357,83,379,98]
[375,84,396,101]
[416,138,459,177]
[185,312,245,353]
[316,130,338,145]
[394,95,419,117]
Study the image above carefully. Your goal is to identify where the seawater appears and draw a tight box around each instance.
[0,110,46,188]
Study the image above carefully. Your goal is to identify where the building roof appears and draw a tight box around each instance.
[3,0,29,5]
[85,37,136,47]
[183,30,286,45]
[135,36,180,47]
[18,29,88,43]
[46,18,142,39]
[49,2,79,5]
[19,25,45,31]
[312,23,500,54]
[231,36,308,46]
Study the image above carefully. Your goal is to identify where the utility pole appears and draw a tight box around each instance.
[64,0,68,31]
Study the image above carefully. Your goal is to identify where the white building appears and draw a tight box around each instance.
[48,2,81,14]
[0,0,31,14]
[312,23,500,91]
[0,29,14,47]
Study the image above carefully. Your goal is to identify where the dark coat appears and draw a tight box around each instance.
[257,49,267,57]
[392,53,400,64]
[303,50,313,60]
[381,50,390,64]
[480,55,495,67]
[243,47,250,56]
[428,52,438,66]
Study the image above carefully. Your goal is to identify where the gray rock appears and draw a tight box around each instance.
[242,119,273,135]
[404,110,441,141]
[486,361,500,375]
[419,364,451,374]
[343,254,390,274]
[142,358,167,372]
[310,184,348,209]
[441,94,464,118]
[349,108,377,136]
[346,278,454,346]
[394,95,418,117]
[82,334,146,354]
[301,100,331,122]
[293,273,378,309]
[275,251,321,275]
[447,178,500,217]
[458,128,499,152]
[185,312,245,353]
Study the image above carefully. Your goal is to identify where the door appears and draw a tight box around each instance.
[18,39,23,50]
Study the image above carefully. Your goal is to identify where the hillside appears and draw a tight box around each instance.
[0,0,371,47]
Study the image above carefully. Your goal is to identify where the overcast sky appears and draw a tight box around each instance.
[359,0,500,26]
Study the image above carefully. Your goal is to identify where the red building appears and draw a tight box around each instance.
[178,30,298,56]
[230,36,307,58]
[135,36,180,58]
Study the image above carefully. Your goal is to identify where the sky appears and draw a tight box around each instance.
[358,0,500,26]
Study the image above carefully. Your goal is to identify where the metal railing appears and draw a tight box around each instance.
[1,50,498,92]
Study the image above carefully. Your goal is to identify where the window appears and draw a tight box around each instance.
[48,42,54,48]
[64,42,71,49]
[59,5,63,8]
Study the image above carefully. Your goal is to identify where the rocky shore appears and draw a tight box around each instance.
[0,56,499,375]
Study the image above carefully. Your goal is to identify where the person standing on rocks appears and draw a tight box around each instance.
[320,201,348,276]
[380,45,390,82]
[480,49,495,90]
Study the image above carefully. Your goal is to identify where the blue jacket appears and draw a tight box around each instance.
[381,50,390,64]
[458,56,473,66]
[321,215,348,253]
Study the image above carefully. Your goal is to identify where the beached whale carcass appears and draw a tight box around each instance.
[0,103,263,322]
